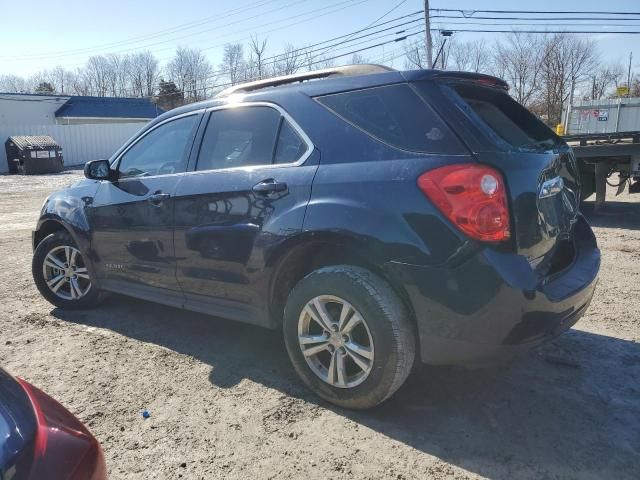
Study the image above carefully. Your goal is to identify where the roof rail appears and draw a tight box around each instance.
[216,64,395,97]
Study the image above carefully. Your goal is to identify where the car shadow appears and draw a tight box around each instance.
[582,200,640,231]
[52,296,640,478]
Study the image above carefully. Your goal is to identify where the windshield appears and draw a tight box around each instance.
[447,83,561,152]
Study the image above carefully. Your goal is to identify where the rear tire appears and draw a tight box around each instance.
[32,231,102,310]
[283,265,415,409]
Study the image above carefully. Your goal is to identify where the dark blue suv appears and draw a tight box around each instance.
[32,65,600,408]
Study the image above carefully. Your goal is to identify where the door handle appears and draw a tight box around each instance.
[147,192,170,205]
[252,179,288,194]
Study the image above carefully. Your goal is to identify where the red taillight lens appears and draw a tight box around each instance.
[18,378,107,480]
[417,164,511,242]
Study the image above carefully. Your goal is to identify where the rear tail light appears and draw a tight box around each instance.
[417,164,510,242]
[17,378,107,480]
[17,379,49,459]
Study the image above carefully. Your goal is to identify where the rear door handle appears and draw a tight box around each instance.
[252,179,288,194]
[148,192,170,205]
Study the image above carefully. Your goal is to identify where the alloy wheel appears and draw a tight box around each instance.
[297,295,374,388]
[42,245,91,301]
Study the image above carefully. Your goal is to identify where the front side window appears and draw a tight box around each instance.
[316,83,464,154]
[196,106,309,171]
[118,114,199,178]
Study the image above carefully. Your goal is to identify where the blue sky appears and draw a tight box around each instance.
[0,0,638,77]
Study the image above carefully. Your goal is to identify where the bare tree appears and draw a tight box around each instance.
[219,43,246,86]
[404,36,454,70]
[104,54,130,97]
[537,33,598,124]
[0,74,28,93]
[27,71,48,93]
[632,76,640,96]
[247,35,268,81]
[302,47,335,71]
[168,47,213,101]
[403,38,428,69]
[492,32,545,107]
[588,63,624,99]
[140,52,160,97]
[85,55,111,96]
[272,43,301,76]
[70,68,91,95]
[129,51,159,97]
[451,40,489,72]
[350,53,368,64]
[50,66,73,94]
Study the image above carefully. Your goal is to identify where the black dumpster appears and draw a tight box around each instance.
[4,136,64,174]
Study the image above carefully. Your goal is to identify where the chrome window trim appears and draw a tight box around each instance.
[111,110,205,178]
[188,101,314,174]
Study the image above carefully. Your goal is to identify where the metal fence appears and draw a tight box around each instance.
[0,123,145,173]
[565,97,640,135]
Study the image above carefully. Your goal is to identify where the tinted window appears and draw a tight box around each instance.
[274,120,307,164]
[450,84,559,151]
[118,114,198,178]
[197,107,281,171]
[316,84,463,153]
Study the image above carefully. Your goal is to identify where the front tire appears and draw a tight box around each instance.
[283,265,415,409]
[32,231,102,309]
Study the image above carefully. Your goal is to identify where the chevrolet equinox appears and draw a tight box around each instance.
[32,65,600,409]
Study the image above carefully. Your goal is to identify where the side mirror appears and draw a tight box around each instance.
[84,159,113,180]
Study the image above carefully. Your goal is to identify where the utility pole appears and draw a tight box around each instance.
[563,77,575,134]
[627,51,633,98]
[424,0,433,68]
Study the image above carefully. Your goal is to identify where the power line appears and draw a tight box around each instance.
[59,12,422,88]
[3,10,423,96]
[438,28,640,34]
[188,17,423,83]
[6,0,313,61]
[432,8,640,15]
[149,23,422,95]
[432,21,640,28]
[1,0,277,59]
[318,0,409,57]
[48,0,369,71]
[432,15,640,21]
[189,8,421,57]
[153,30,424,98]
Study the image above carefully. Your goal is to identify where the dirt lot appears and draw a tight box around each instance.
[0,169,638,479]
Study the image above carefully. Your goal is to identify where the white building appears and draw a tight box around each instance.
[0,92,163,172]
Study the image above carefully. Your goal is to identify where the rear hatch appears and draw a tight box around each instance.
[415,76,581,270]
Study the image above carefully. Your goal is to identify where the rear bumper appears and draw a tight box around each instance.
[386,214,600,366]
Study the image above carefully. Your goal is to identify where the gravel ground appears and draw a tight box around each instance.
[0,169,638,480]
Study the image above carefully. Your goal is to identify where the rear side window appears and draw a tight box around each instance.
[274,121,306,164]
[316,84,463,154]
[196,106,310,171]
[449,84,559,151]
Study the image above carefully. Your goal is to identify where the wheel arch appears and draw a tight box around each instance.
[267,232,417,331]
[34,218,77,250]
[32,217,98,282]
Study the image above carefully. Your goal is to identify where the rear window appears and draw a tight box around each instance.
[315,84,464,154]
[449,84,559,151]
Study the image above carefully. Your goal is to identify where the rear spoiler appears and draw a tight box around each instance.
[402,70,509,91]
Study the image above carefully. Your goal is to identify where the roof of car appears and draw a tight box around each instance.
[154,67,506,122]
